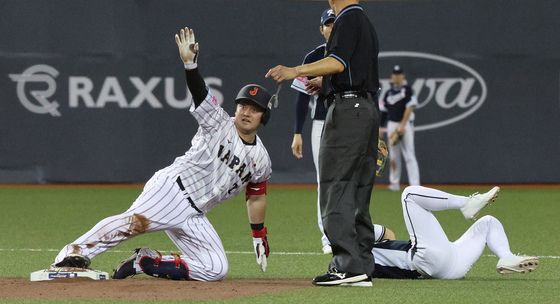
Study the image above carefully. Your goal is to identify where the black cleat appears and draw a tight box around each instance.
[312,269,370,287]
[112,248,141,279]
[55,254,91,269]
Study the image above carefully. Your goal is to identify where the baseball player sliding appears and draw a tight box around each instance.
[52,27,274,281]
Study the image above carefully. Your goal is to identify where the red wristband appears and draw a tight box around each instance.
[251,227,267,238]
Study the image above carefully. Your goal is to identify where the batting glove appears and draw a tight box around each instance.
[175,27,199,66]
[251,227,269,272]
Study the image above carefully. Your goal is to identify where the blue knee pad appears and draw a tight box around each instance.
[139,255,189,280]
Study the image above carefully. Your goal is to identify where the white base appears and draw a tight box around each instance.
[30,267,110,281]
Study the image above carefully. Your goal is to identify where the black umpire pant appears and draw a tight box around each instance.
[319,93,379,276]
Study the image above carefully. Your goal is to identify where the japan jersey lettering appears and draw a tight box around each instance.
[162,90,272,212]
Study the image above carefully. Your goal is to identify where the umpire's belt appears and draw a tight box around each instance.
[329,90,368,100]
[175,176,203,214]
[326,90,370,107]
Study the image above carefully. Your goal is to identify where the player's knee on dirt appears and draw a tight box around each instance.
[190,256,229,281]
[204,260,228,281]
[139,256,189,280]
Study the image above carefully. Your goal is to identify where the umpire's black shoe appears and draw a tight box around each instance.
[312,270,371,287]
[55,254,91,269]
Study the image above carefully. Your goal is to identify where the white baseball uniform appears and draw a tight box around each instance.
[311,119,327,249]
[291,43,331,251]
[380,84,420,190]
[54,89,272,281]
[372,186,518,279]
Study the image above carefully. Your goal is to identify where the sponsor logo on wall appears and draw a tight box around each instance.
[9,64,224,117]
[379,51,487,131]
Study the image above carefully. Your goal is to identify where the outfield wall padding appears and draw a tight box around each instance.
[1,0,559,183]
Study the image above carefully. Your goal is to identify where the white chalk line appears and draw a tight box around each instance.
[0,248,558,259]
[0,248,320,255]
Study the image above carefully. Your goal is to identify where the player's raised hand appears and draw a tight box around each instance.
[175,27,199,64]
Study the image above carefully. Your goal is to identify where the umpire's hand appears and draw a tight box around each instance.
[266,65,298,82]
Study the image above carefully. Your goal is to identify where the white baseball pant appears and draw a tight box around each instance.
[311,119,330,249]
[402,186,517,279]
[387,120,420,189]
[54,169,228,281]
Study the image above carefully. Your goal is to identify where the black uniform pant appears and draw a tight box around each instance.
[319,94,379,276]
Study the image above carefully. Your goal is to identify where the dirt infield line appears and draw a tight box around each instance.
[0,278,311,301]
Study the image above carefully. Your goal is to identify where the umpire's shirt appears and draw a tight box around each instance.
[322,4,379,96]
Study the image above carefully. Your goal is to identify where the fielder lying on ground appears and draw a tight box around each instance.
[371,186,539,279]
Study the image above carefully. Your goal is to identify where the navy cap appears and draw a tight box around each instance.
[321,9,335,25]
[392,65,404,74]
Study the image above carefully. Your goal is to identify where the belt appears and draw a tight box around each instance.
[175,177,203,214]
[328,90,368,101]
[325,90,374,108]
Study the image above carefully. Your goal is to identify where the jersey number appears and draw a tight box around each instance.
[227,183,239,195]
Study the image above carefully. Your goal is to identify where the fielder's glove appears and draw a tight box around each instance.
[376,139,389,177]
[251,227,269,272]
[175,26,199,66]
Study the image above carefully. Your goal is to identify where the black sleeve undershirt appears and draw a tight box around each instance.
[294,92,311,134]
[185,68,208,108]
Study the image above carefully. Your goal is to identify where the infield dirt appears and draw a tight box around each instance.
[0,278,311,301]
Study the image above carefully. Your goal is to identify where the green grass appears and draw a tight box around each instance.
[1,186,559,303]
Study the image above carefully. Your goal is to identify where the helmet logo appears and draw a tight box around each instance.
[249,87,259,96]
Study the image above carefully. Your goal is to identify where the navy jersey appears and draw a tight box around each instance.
[293,44,328,134]
[381,84,417,123]
[372,240,422,279]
